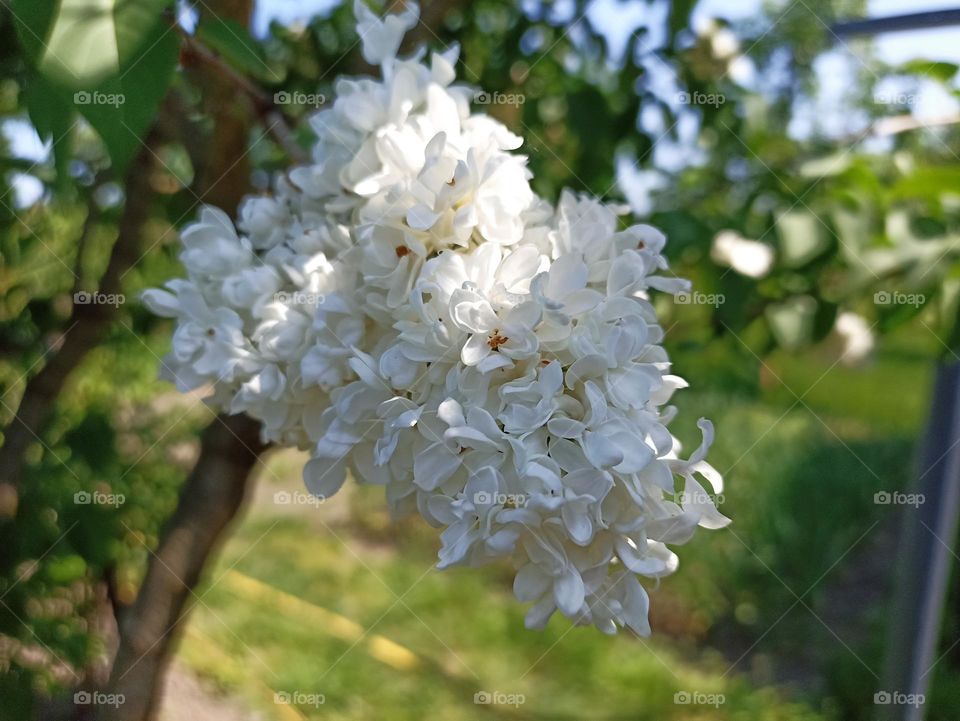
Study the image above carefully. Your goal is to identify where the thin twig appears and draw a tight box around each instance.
[69,198,100,299]
[873,113,960,138]
[175,27,307,163]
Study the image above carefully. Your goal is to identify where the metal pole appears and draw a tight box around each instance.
[878,362,960,720]
[833,9,960,37]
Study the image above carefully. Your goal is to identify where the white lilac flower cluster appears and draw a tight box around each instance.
[143,1,729,635]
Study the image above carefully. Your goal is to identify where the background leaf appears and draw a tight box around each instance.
[196,17,281,83]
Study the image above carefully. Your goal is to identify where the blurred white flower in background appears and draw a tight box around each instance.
[711,229,775,279]
[834,312,875,366]
[144,0,728,635]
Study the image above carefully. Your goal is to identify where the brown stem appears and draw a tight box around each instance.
[154,88,210,183]
[177,30,307,166]
[101,413,266,721]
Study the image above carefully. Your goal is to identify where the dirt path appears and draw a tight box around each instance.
[158,662,265,721]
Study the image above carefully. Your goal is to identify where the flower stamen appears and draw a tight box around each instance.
[488,330,509,350]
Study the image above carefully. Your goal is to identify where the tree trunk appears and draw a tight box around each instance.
[101,414,265,721]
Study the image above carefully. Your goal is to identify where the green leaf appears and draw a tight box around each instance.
[765,295,817,351]
[877,289,931,334]
[890,167,960,203]
[72,23,180,170]
[668,0,697,40]
[12,0,175,86]
[9,0,57,61]
[900,59,958,83]
[650,210,712,258]
[13,0,179,170]
[811,298,838,343]
[45,554,87,584]
[196,17,281,83]
[832,204,872,254]
[776,209,830,269]
[24,72,74,186]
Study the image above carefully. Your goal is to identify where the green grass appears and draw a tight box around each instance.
[171,327,954,720]
[180,511,827,721]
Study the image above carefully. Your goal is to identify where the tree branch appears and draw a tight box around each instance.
[177,28,307,166]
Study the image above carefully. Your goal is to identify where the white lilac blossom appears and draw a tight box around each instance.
[710,229,775,279]
[834,311,875,366]
[143,0,729,635]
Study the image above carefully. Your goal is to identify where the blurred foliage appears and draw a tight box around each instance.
[1,0,960,719]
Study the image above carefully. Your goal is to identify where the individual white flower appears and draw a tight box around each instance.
[231,364,289,439]
[413,398,508,493]
[253,300,315,362]
[428,466,535,568]
[550,190,619,264]
[179,207,254,278]
[220,266,282,316]
[376,128,535,250]
[454,144,535,246]
[142,280,260,391]
[408,242,544,371]
[353,0,419,66]
[238,195,289,250]
[530,253,603,342]
[453,294,541,371]
[498,360,564,434]
[547,382,656,474]
[564,303,665,411]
